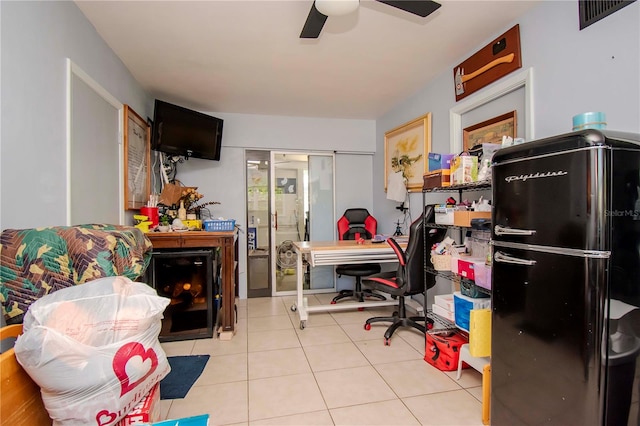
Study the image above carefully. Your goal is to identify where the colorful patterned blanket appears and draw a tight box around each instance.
[0,224,152,324]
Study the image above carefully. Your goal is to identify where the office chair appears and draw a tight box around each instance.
[363,206,447,345]
[331,208,386,304]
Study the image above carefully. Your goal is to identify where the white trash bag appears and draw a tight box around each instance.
[15,276,171,426]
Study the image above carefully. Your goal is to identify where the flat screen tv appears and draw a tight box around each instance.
[151,99,223,161]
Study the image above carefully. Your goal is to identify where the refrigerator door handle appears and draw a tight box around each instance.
[494,225,537,236]
[494,251,537,266]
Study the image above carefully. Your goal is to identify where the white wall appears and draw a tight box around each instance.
[0,1,151,229]
[374,0,640,300]
[375,0,640,233]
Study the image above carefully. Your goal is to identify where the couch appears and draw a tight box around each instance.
[0,224,152,324]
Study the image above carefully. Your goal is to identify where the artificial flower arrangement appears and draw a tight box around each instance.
[179,188,220,216]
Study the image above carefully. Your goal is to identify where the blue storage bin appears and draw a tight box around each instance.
[203,219,236,232]
[453,291,491,332]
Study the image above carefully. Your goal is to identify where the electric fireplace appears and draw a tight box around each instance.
[147,249,216,342]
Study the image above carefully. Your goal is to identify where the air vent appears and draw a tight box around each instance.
[579,0,636,30]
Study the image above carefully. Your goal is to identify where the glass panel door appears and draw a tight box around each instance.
[246,150,271,298]
[271,152,335,295]
[308,154,335,290]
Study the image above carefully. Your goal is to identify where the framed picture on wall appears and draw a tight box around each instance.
[123,105,151,210]
[463,110,517,151]
[384,113,432,192]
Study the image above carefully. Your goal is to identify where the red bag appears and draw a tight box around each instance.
[424,331,468,371]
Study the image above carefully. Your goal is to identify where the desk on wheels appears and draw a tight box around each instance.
[291,239,423,329]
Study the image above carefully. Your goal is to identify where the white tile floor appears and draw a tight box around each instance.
[159,293,486,425]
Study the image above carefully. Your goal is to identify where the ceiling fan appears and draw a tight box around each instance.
[300,0,442,39]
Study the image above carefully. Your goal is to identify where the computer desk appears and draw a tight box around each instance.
[291,239,424,329]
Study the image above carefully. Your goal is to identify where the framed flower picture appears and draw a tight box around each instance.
[384,113,432,192]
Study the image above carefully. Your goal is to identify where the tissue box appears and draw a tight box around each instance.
[428,153,456,172]
[450,156,478,185]
[453,291,491,332]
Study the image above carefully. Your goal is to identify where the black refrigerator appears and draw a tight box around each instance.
[491,129,640,425]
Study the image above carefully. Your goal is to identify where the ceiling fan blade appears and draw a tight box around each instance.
[300,2,328,39]
[376,0,441,17]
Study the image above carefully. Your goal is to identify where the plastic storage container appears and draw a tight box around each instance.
[453,291,491,332]
[203,219,236,232]
[474,263,491,290]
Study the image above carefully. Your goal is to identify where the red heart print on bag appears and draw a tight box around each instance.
[112,342,158,397]
[95,410,117,426]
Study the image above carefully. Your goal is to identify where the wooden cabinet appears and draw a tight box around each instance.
[147,231,237,339]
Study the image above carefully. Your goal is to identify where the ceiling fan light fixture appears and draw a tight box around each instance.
[314,0,359,16]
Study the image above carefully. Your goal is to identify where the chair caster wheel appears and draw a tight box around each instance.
[330,300,337,304]
[364,323,371,331]
[384,338,391,346]
[300,321,306,330]
[290,305,297,312]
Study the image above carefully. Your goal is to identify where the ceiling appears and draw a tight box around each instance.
[75,0,540,120]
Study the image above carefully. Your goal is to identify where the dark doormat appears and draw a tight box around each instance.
[170,309,208,333]
[160,355,210,399]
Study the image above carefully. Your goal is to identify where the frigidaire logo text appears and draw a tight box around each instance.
[505,170,568,183]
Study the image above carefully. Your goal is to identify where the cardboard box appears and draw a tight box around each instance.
[453,291,491,332]
[450,156,478,185]
[453,211,491,227]
[423,169,451,190]
[428,153,456,172]
[117,383,161,426]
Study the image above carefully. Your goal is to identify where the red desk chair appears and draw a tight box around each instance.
[332,208,386,304]
[363,206,447,345]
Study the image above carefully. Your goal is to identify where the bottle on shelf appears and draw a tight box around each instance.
[178,200,187,221]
